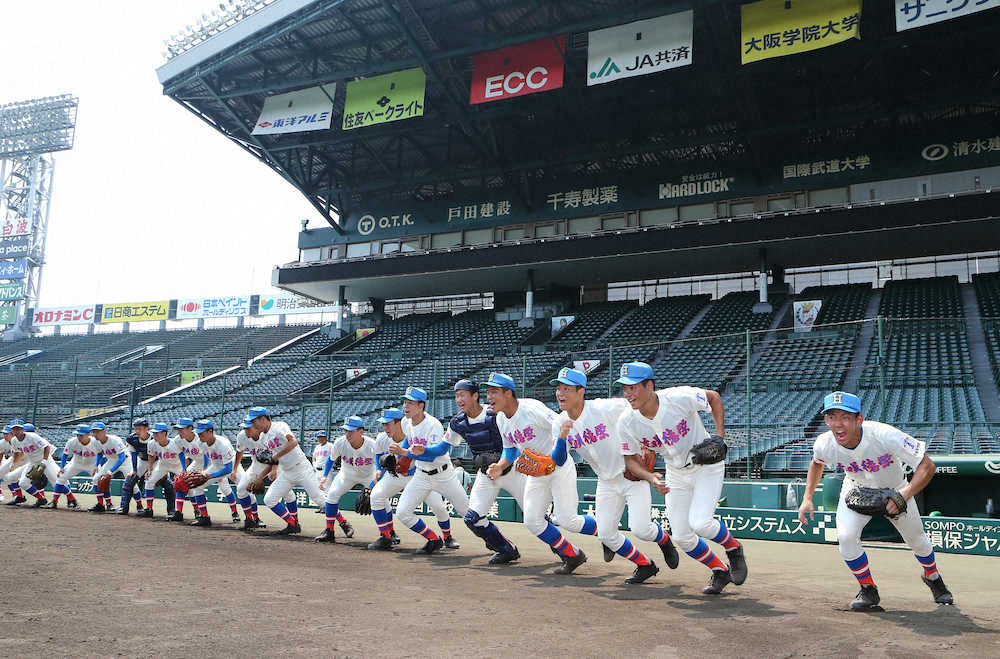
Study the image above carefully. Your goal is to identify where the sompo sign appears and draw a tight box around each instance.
[469,37,565,104]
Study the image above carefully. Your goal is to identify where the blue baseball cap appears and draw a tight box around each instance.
[23,423,35,432]
[316,429,328,437]
[615,362,655,386]
[75,424,91,435]
[823,391,862,414]
[550,367,587,387]
[378,408,404,423]
[402,386,428,402]
[240,416,254,429]
[246,407,269,420]
[9,419,25,428]
[454,379,478,393]
[91,422,107,431]
[341,415,365,431]
[2,425,10,433]
[174,417,194,429]
[483,372,516,391]
[152,422,170,433]
[195,419,215,433]
[132,418,149,427]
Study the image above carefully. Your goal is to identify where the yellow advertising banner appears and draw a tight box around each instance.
[180,370,204,386]
[342,68,425,130]
[356,328,375,341]
[100,301,169,324]
[741,0,861,64]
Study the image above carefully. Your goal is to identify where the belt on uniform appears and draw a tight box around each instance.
[420,462,450,476]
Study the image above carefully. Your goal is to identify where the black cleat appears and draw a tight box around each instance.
[368,535,393,550]
[727,545,748,585]
[115,508,131,516]
[414,538,444,555]
[922,576,954,605]
[603,544,615,562]
[189,516,212,527]
[488,545,521,565]
[625,560,660,585]
[232,512,241,523]
[88,503,106,513]
[167,511,184,522]
[33,497,48,508]
[269,522,301,536]
[443,536,460,549]
[243,517,259,531]
[5,496,26,506]
[339,521,355,538]
[390,530,400,545]
[660,538,680,570]
[703,569,733,595]
[66,498,78,509]
[554,550,588,575]
[137,509,153,518]
[850,585,881,610]
[45,499,59,509]
[314,528,337,543]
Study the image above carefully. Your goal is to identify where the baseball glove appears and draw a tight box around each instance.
[172,473,189,494]
[96,473,112,492]
[515,448,556,478]
[255,450,278,465]
[624,447,657,481]
[473,451,500,473]
[247,478,267,495]
[184,470,209,488]
[333,457,342,471]
[27,463,46,484]
[354,488,372,515]
[845,486,907,519]
[690,435,728,465]
[394,455,412,475]
[380,453,397,474]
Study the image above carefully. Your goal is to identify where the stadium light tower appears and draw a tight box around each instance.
[0,94,78,340]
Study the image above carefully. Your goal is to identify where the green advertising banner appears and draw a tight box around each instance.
[342,67,425,130]
[0,281,24,301]
[180,370,204,386]
[0,305,15,324]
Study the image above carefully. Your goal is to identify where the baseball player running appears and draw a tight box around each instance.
[145,422,184,520]
[553,367,679,584]
[49,424,98,509]
[90,423,129,513]
[249,406,325,536]
[797,391,953,610]
[180,419,239,527]
[118,418,152,515]
[366,407,454,551]
[449,379,523,565]
[485,373,599,575]
[314,416,373,542]
[1,425,27,505]
[615,362,747,595]
[390,386,469,555]
[9,420,60,507]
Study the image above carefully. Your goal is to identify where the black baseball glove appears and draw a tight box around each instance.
[690,434,728,465]
[255,450,278,465]
[380,454,398,475]
[354,488,372,515]
[845,486,907,519]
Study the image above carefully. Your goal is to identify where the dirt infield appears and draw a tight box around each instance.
[1,495,997,658]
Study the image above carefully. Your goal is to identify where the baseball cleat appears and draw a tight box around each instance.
[115,508,131,516]
[488,545,521,565]
[88,503,106,513]
[45,499,59,509]
[850,585,881,610]
[368,535,393,551]
[554,550,588,575]
[390,530,400,545]
[702,569,733,595]
[415,538,444,555]
[232,512,241,523]
[603,544,615,562]
[189,516,212,527]
[625,561,659,585]
[338,520,355,538]
[922,576,954,605]
[727,546,748,585]
[443,536,460,549]
[66,498,78,509]
[269,522,301,536]
[33,497,48,508]
[314,528,337,543]
[167,511,184,522]
[660,538,680,569]
[5,496,25,506]
[137,509,153,518]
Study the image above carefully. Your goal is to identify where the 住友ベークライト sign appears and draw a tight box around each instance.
[342,68,425,130]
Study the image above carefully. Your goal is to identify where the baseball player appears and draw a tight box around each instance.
[390,386,469,555]
[312,430,332,487]
[117,418,152,515]
[615,362,747,595]
[314,416,373,542]
[484,373,599,575]
[90,422,129,513]
[0,424,27,505]
[145,422,184,521]
[249,406,326,536]
[49,424,98,509]
[235,417,268,530]
[185,419,239,527]
[798,391,953,610]
[9,419,59,507]
[366,407,454,551]
[174,417,212,522]
[553,367,679,584]
[449,379,524,565]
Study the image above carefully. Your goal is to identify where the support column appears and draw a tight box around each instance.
[519,270,535,328]
[337,285,347,330]
[753,248,772,314]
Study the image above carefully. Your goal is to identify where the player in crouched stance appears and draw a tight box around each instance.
[314,417,375,543]
[615,363,747,595]
[798,392,953,610]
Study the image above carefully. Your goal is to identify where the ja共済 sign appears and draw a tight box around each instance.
[587,11,693,86]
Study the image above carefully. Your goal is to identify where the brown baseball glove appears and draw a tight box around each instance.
[96,474,112,492]
[184,470,209,488]
[624,447,657,481]
[247,478,267,495]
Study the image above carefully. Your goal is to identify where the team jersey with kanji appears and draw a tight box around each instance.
[147,438,184,472]
[12,432,52,464]
[63,436,100,466]
[496,398,560,455]
[402,414,449,471]
[812,420,925,489]
[556,398,631,480]
[203,435,236,470]
[312,442,333,472]
[177,436,207,470]
[95,434,127,463]
[0,438,14,457]
[235,430,261,459]
[373,431,412,476]
[258,421,308,468]
[331,436,378,480]
[618,386,712,470]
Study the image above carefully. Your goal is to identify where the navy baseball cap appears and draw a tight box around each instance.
[550,367,587,387]
[132,418,149,427]
[316,429,328,437]
[91,422,107,431]
[454,379,478,393]
[378,408,404,423]
[341,415,365,431]
[402,386,428,402]
[195,419,215,433]
[615,362,655,386]
[174,417,194,429]
[247,406,269,420]
[153,422,170,433]
[483,372,516,391]
[823,391,862,414]
[75,424,91,435]
[240,416,254,429]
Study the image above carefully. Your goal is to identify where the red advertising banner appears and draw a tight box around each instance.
[469,36,566,104]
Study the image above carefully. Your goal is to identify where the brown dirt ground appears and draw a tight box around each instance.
[1,494,997,658]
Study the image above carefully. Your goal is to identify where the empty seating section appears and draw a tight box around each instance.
[397,311,493,354]
[450,320,535,354]
[349,313,449,355]
[752,334,854,390]
[798,283,872,325]
[546,301,636,350]
[688,291,785,338]
[597,295,709,347]
[972,272,1000,385]
[658,339,743,391]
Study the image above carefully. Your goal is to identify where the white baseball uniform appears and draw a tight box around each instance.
[370,431,451,528]
[451,407,527,521]
[0,437,22,485]
[496,398,589,537]
[177,435,208,496]
[13,432,60,490]
[258,421,324,508]
[146,437,185,487]
[395,414,469,529]
[56,435,101,487]
[812,420,932,559]
[618,386,722,553]
[94,434,129,479]
[202,435,237,497]
[235,430,293,504]
[324,435,377,504]
[313,440,333,486]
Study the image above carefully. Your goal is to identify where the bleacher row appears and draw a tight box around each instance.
[5,273,1000,476]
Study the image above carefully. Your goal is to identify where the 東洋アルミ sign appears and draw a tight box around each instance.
[470,37,565,104]
[251,84,335,135]
[587,11,693,86]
